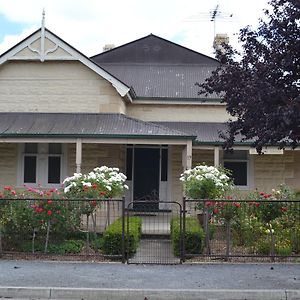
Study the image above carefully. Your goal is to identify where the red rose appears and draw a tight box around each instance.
[92,184,97,190]
[4,186,12,191]
[213,208,219,214]
[281,207,288,212]
[47,210,52,216]
[90,200,97,207]
[47,200,53,205]
[234,202,241,208]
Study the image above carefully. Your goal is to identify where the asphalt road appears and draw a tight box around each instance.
[0,260,299,290]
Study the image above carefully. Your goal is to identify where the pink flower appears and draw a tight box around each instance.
[47,200,53,205]
[47,210,52,216]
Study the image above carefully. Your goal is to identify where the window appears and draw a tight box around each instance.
[24,143,38,184]
[22,143,63,186]
[223,150,248,186]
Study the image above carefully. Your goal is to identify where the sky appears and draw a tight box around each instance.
[0,0,271,58]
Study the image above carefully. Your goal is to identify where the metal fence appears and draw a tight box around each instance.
[183,199,300,262]
[0,198,124,261]
[1,198,299,263]
[126,201,182,264]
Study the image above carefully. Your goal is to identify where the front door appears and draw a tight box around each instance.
[133,148,160,211]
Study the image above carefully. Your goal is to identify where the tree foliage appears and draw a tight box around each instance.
[199,0,300,152]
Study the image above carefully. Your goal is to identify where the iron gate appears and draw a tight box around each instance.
[126,201,182,264]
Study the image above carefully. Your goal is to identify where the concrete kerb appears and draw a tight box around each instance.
[1,287,300,300]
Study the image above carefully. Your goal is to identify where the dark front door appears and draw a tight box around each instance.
[133,148,160,211]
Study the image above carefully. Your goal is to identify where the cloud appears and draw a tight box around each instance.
[0,0,270,57]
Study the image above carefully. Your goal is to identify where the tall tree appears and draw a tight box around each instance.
[199,0,300,152]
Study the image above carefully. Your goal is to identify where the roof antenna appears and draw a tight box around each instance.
[41,9,45,59]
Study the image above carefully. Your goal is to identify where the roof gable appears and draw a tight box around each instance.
[0,27,131,99]
[91,34,219,65]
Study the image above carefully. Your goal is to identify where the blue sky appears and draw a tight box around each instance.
[0,14,25,41]
[0,0,270,57]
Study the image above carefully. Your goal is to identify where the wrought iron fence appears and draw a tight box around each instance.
[183,198,300,262]
[1,197,299,264]
[0,198,124,261]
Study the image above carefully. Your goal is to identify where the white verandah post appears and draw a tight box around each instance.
[76,138,82,173]
[214,146,220,167]
[182,140,192,170]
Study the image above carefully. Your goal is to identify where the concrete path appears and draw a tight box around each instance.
[129,239,180,264]
[0,260,299,299]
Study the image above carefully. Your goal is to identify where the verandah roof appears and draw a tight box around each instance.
[0,112,195,140]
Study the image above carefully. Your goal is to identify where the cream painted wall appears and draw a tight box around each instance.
[0,143,18,187]
[67,143,125,176]
[0,61,126,114]
[253,151,300,192]
[192,149,214,167]
[126,103,229,122]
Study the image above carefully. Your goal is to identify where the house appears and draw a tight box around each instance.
[0,24,299,209]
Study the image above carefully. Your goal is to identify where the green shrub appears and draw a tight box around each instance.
[171,217,205,257]
[20,239,84,254]
[102,217,142,257]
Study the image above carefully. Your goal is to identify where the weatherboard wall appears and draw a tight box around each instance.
[253,151,300,192]
[126,103,229,122]
[0,143,18,187]
[0,61,126,114]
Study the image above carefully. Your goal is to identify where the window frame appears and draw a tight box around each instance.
[18,143,66,188]
[222,150,250,189]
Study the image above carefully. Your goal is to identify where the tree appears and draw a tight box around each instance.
[199,0,300,152]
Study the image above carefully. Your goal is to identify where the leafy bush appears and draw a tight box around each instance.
[101,217,142,257]
[171,217,205,256]
[20,239,84,254]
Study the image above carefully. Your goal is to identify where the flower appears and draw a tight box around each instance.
[180,164,233,200]
[47,210,53,216]
[63,166,128,199]
[47,200,53,205]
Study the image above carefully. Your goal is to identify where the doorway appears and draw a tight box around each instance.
[133,148,160,211]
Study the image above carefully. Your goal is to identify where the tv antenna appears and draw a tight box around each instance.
[185,5,233,37]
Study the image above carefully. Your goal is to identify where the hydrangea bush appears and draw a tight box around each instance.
[63,166,128,199]
[180,164,233,200]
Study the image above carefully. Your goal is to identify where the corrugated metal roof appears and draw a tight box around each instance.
[99,63,218,99]
[0,113,194,139]
[154,122,228,143]
[91,34,220,100]
[92,34,219,65]
[155,122,250,144]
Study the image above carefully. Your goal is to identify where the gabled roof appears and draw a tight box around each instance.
[91,34,219,65]
[91,34,220,100]
[0,112,195,140]
[0,27,133,100]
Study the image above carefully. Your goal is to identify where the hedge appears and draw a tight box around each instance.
[102,217,142,257]
[171,216,205,256]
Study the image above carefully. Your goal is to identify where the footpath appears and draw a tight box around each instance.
[0,260,299,300]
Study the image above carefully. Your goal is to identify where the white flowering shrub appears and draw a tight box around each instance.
[63,166,128,199]
[180,164,233,199]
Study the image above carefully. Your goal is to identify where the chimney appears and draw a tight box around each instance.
[103,44,115,52]
[213,34,229,53]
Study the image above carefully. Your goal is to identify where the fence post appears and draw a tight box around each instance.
[182,197,186,262]
[121,197,125,263]
[225,219,231,261]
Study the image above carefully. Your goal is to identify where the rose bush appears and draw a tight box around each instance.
[180,164,233,200]
[63,166,128,199]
